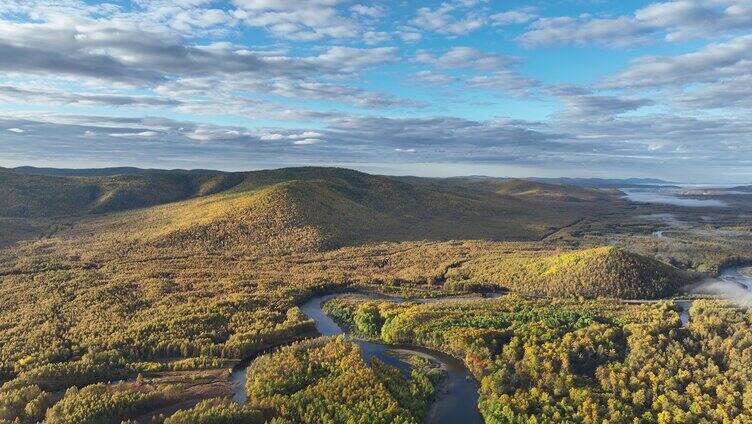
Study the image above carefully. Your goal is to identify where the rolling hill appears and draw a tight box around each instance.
[451,246,693,299]
[0,165,684,301]
[530,177,675,188]
[0,167,241,217]
[438,177,618,201]
[24,167,623,256]
[12,166,154,177]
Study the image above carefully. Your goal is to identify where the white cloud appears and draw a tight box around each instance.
[410,4,485,35]
[362,30,391,45]
[396,27,423,42]
[293,138,322,145]
[261,131,326,145]
[3,111,752,182]
[350,4,387,18]
[259,133,285,141]
[675,75,752,109]
[520,16,651,47]
[412,47,538,96]
[603,35,752,88]
[520,0,752,47]
[415,47,516,70]
[233,0,360,41]
[109,131,159,138]
[490,8,537,26]
[0,85,180,107]
[6,128,24,133]
[547,85,655,119]
[308,46,398,73]
[0,7,404,115]
[467,71,540,97]
[412,71,457,85]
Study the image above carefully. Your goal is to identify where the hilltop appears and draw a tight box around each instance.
[450,246,693,299]
[0,165,692,301]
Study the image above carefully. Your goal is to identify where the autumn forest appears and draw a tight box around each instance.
[0,166,751,423]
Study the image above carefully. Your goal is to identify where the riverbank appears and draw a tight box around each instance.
[230,292,484,424]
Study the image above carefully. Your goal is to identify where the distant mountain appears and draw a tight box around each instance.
[409,175,675,189]
[678,185,752,196]
[13,166,146,176]
[12,166,221,177]
[529,177,675,188]
[10,166,676,188]
[436,177,615,202]
[0,167,242,217]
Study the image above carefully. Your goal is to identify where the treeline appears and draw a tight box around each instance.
[0,272,316,382]
[44,383,181,424]
[1,382,266,424]
[100,300,315,361]
[163,398,263,424]
[0,167,235,218]
[0,384,50,423]
[325,295,752,423]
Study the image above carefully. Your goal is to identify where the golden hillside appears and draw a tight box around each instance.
[451,246,693,299]
[28,167,619,256]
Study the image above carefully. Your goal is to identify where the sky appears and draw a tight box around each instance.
[0,0,751,182]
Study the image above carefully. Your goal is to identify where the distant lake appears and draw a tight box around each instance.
[621,187,728,208]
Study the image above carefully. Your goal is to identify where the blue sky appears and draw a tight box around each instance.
[0,0,751,182]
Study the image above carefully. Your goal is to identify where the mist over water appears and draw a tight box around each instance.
[621,188,728,208]
[690,267,752,307]
[643,212,752,307]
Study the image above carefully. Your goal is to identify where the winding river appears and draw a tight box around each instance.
[675,299,693,327]
[676,265,752,326]
[719,265,752,291]
[231,293,484,424]
[229,265,752,422]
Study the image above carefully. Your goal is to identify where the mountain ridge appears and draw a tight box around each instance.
[59,167,612,255]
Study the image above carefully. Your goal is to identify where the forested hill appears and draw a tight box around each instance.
[0,167,237,217]
[1,165,695,300]
[0,166,614,217]
[0,166,624,252]
[453,246,691,299]
[12,166,155,177]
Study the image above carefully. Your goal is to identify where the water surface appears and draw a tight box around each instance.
[232,293,484,424]
[621,188,727,207]
[675,300,693,327]
[719,266,752,291]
